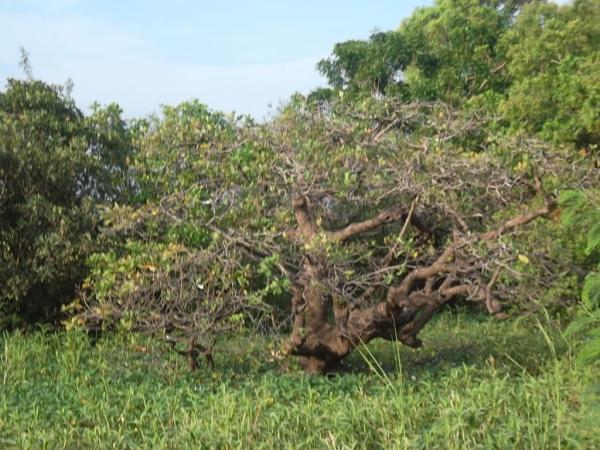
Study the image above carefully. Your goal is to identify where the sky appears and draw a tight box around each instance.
[0,0,433,120]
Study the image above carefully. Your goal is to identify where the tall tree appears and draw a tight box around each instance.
[500,0,600,145]
[0,79,131,326]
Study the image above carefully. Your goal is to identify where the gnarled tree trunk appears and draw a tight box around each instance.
[285,181,556,374]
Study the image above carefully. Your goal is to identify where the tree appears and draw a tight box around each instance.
[315,0,599,148]
[0,79,131,327]
[272,98,591,373]
[562,189,600,367]
[317,0,516,102]
[499,0,600,146]
[77,96,594,372]
[317,32,407,97]
[400,0,512,102]
[75,101,277,365]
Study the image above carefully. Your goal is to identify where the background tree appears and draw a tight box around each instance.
[499,0,600,146]
[317,32,407,97]
[0,79,132,327]
[315,0,599,148]
[317,0,517,102]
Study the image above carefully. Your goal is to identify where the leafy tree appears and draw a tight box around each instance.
[317,0,517,102]
[400,0,512,101]
[500,0,600,146]
[0,79,131,327]
[77,95,594,372]
[317,32,407,97]
[85,102,136,202]
[75,101,286,365]
[316,0,599,148]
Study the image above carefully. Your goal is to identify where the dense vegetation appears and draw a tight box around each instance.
[1,0,599,447]
[2,313,599,448]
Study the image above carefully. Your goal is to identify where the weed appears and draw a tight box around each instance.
[1,312,598,449]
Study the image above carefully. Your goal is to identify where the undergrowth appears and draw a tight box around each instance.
[1,312,598,449]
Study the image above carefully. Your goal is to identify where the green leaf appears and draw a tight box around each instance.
[582,272,600,309]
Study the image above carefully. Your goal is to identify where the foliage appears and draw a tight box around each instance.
[562,189,600,366]
[76,94,596,370]
[75,101,288,353]
[317,31,407,97]
[315,0,600,146]
[0,79,132,327]
[500,0,600,146]
[273,96,597,371]
[317,0,517,102]
[400,0,513,101]
[85,102,136,202]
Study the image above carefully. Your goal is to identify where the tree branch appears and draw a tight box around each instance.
[327,201,433,242]
[327,206,405,242]
[355,200,417,303]
[388,184,556,311]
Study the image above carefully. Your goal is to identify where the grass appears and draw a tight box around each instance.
[1,312,599,449]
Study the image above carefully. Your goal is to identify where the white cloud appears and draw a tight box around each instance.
[0,10,325,119]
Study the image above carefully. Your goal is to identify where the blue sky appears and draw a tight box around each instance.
[0,0,433,119]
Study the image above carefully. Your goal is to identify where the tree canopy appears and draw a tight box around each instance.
[316,0,600,147]
[72,95,595,371]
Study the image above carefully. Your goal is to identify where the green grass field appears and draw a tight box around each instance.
[1,312,599,449]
